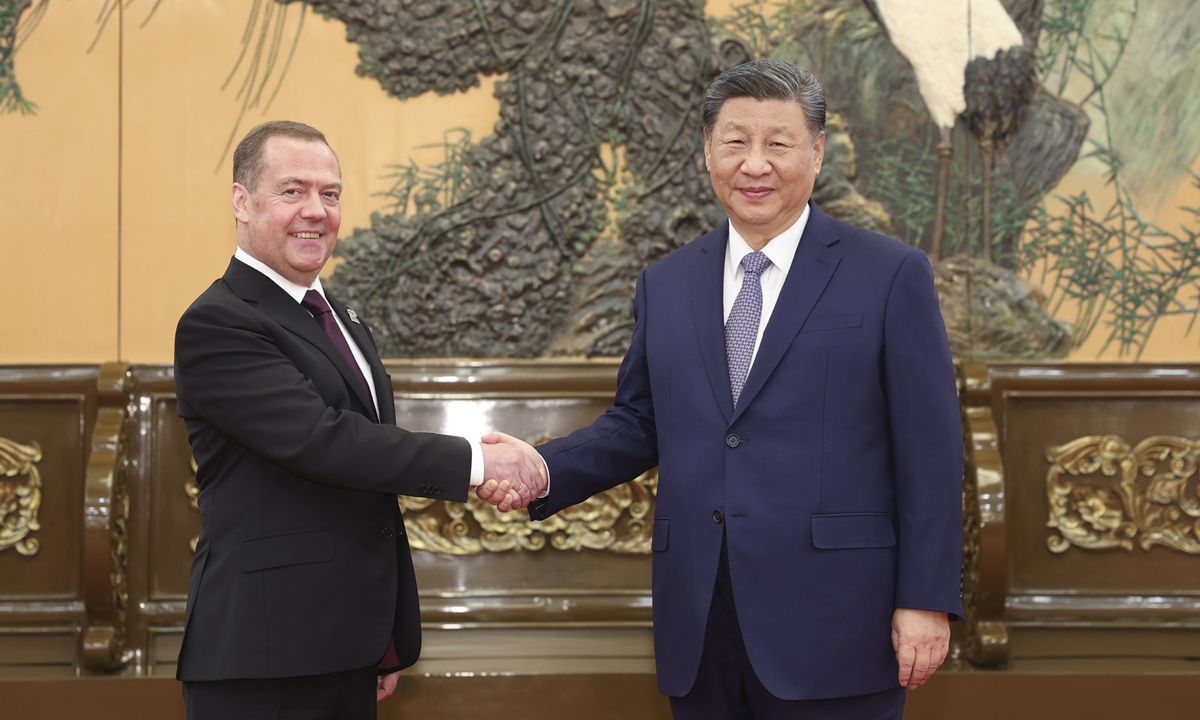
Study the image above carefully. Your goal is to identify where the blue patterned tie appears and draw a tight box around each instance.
[726,251,773,408]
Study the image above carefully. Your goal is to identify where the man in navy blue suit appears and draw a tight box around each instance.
[484,60,963,719]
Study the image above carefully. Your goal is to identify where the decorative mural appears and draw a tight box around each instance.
[314,0,727,358]
[312,0,1200,360]
[6,0,1200,360]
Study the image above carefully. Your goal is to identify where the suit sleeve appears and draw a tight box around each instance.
[883,251,964,620]
[174,300,471,501]
[529,270,660,519]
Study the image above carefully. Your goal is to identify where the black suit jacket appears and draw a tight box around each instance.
[174,258,471,681]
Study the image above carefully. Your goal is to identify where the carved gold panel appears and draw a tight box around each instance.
[1047,435,1200,554]
[401,469,657,555]
[0,437,43,556]
[184,446,659,556]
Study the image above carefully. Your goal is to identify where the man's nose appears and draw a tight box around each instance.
[740,146,772,176]
[299,191,327,219]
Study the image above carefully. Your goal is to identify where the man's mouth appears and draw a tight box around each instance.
[291,232,322,239]
[738,187,774,200]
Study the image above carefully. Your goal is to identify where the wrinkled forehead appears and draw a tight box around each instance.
[261,136,342,180]
[710,98,815,138]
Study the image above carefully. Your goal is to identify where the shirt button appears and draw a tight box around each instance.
[713,510,724,524]
[382,527,394,539]
[726,434,740,448]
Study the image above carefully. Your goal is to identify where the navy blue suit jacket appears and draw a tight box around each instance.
[529,203,964,700]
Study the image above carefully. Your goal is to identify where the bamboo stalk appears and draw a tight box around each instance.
[929,126,954,259]
[980,137,994,262]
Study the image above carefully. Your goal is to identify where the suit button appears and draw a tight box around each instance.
[726,434,740,448]
[713,510,724,524]
[433,487,442,496]
[382,527,394,539]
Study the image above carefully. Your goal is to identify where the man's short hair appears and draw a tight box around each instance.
[233,121,332,192]
[702,60,826,140]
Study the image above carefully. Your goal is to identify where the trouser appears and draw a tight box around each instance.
[669,536,906,720]
[183,665,378,720]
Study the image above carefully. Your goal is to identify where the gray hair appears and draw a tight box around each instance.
[233,120,333,192]
[702,60,826,140]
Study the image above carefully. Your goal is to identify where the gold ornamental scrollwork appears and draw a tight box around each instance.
[0,437,43,556]
[1046,434,1200,554]
[401,466,658,555]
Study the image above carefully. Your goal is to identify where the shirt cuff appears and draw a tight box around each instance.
[537,453,550,499]
[467,438,484,488]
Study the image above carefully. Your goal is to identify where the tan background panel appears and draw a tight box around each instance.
[3,0,1200,364]
[0,2,119,362]
[1,0,503,364]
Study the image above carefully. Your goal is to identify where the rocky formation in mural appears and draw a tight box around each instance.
[307,0,1087,359]
[307,0,723,357]
[935,257,1072,358]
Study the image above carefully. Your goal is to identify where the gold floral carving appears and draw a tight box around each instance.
[1046,435,1200,554]
[0,437,42,556]
[401,468,658,555]
[185,456,200,552]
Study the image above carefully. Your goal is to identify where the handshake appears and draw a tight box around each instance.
[475,431,548,512]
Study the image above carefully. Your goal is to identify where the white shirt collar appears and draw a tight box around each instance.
[726,203,810,277]
[234,247,326,304]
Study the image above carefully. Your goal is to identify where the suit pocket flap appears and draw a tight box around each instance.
[241,530,334,572]
[652,518,669,552]
[800,313,863,333]
[811,514,896,549]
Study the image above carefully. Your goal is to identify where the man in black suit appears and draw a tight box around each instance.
[174,121,546,719]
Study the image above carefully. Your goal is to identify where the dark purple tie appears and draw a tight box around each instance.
[301,289,372,400]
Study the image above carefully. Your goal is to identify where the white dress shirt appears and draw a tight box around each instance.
[722,204,811,372]
[233,248,485,487]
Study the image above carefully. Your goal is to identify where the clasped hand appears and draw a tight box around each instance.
[475,431,547,512]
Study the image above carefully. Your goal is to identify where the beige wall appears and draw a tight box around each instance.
[1,2,119,362]
[2,0,1198,363]
[2,0,500,363]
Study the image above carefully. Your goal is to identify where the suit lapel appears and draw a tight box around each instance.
[223,260,380,422]
[731,204,843,424]
[326,292,394,425]
[689,225,734,425]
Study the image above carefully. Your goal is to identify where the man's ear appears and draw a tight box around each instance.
[812,131,826,175]
[231,183,251,224]
[703,133,712,173]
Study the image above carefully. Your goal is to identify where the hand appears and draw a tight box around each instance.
[891,608,950,689]
[477,431,547,511]
[376,670,400,701]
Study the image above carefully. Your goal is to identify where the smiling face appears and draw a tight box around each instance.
[704,97,824,249]
[232,136,343,286]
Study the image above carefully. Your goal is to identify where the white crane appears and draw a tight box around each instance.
[869,0,1028,259]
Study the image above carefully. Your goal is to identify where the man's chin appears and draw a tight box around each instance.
[286,257,329,279]
[728,210,782,231]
